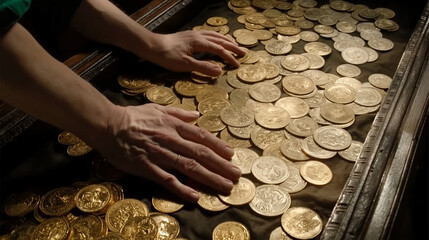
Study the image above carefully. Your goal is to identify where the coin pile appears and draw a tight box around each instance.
[111,0,397,238]
[1,182,187,240]
[4,0,401,239]
[58,131,92,156]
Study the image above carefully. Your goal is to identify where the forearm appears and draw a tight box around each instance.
[70,0,158,60]
[0,23,116,148]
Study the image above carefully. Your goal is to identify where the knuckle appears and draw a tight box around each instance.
[160,174,177,186]
[193,144,211,159]
[184,159,200,172]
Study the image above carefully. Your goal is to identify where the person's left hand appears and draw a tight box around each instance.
[144,30,246,77]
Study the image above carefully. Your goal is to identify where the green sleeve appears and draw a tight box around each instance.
[0,0,31,33]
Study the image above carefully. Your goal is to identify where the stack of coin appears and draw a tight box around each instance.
[58,131,92,156]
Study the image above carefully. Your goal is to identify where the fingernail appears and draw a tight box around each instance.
[190,111,200,117]
[190,191,199,201]
[232,166,242,177]
[224,179,234,191]
[224,146,234,157]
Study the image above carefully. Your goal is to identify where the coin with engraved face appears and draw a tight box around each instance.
[212,221,250,240]
[252,156,290,184]
[105,198,149,232]
[281,207,323,239]
[249,184,291,217]
[218,177,256,205]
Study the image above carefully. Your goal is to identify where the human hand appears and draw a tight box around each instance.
[145,30,246,77]
[97,103,242,202]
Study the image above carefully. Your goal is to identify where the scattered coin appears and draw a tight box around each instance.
[212,221,250,240]
[251,156,290,184]
[249,184,291,217]
[313,126,352,151]
[281,207,323,239]
[300,160,333,185]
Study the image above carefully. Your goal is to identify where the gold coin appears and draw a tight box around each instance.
[368,73,392,89]
[75,184,113,214]
[71,215,105,240]
[197,114,226,132]
[94,232,128,240]
[251,156,290,184]
[67,140,92,156]
[228,122,256,139]
[101,182,124,202]
[255,106,291,129]
[149,212,180,239]
[105,198,149,232]
[249,185,291,217]
[146,86,178,105]
[32,217,71,240]
[285,116,319,137]
[275,97,310,119]
[195,87,228,103]
[324,83,356,104]
[269,226,292,240]
[252,29,273,40]
[120,216,158,240]
[220,128,252,148]
[174,79,207,97]
[249,82,282,103]
[231,148,259,174]
[152,191,184,213]
[219,105,254,127]
[279,138,310,161]
[301,136,337,160]
[281,75,315,95]
[237,65,267,83]
[218,177,255,206]
[335,77,362,90]
[236,34,258,47]
[250,125,286,150]
[319,102,355,124]
[281,207,323,239]
[57,131,81,145]
[300,160,333,185]
[206,16,228,26]
[197,189,229,212]
[39,187,77,217]
[304,42,332,56]
[212,221,250,240]
[265,40,292,55]
[229,88,250,107]
[7,224,37,240]
[230,0,251,8]
[338,140,364,162]
[259,62,280,79]
[3,192,40,217]
[275,26,301,36]
[117,75,152,90]
[354,87,383,107]
[197,97,231,116]
[313,125,352,151]
[280,54,311,72]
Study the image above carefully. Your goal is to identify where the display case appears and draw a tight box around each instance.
[0,0,428,239]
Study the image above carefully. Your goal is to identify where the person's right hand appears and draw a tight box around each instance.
[96,103,242,202]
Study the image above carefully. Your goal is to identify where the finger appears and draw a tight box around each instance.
[192,40,242,68]
[182,55,224,76]
[173,153,235,195]
[154,104,200,122]
[146,164,201,202]
[176,122,235,159]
